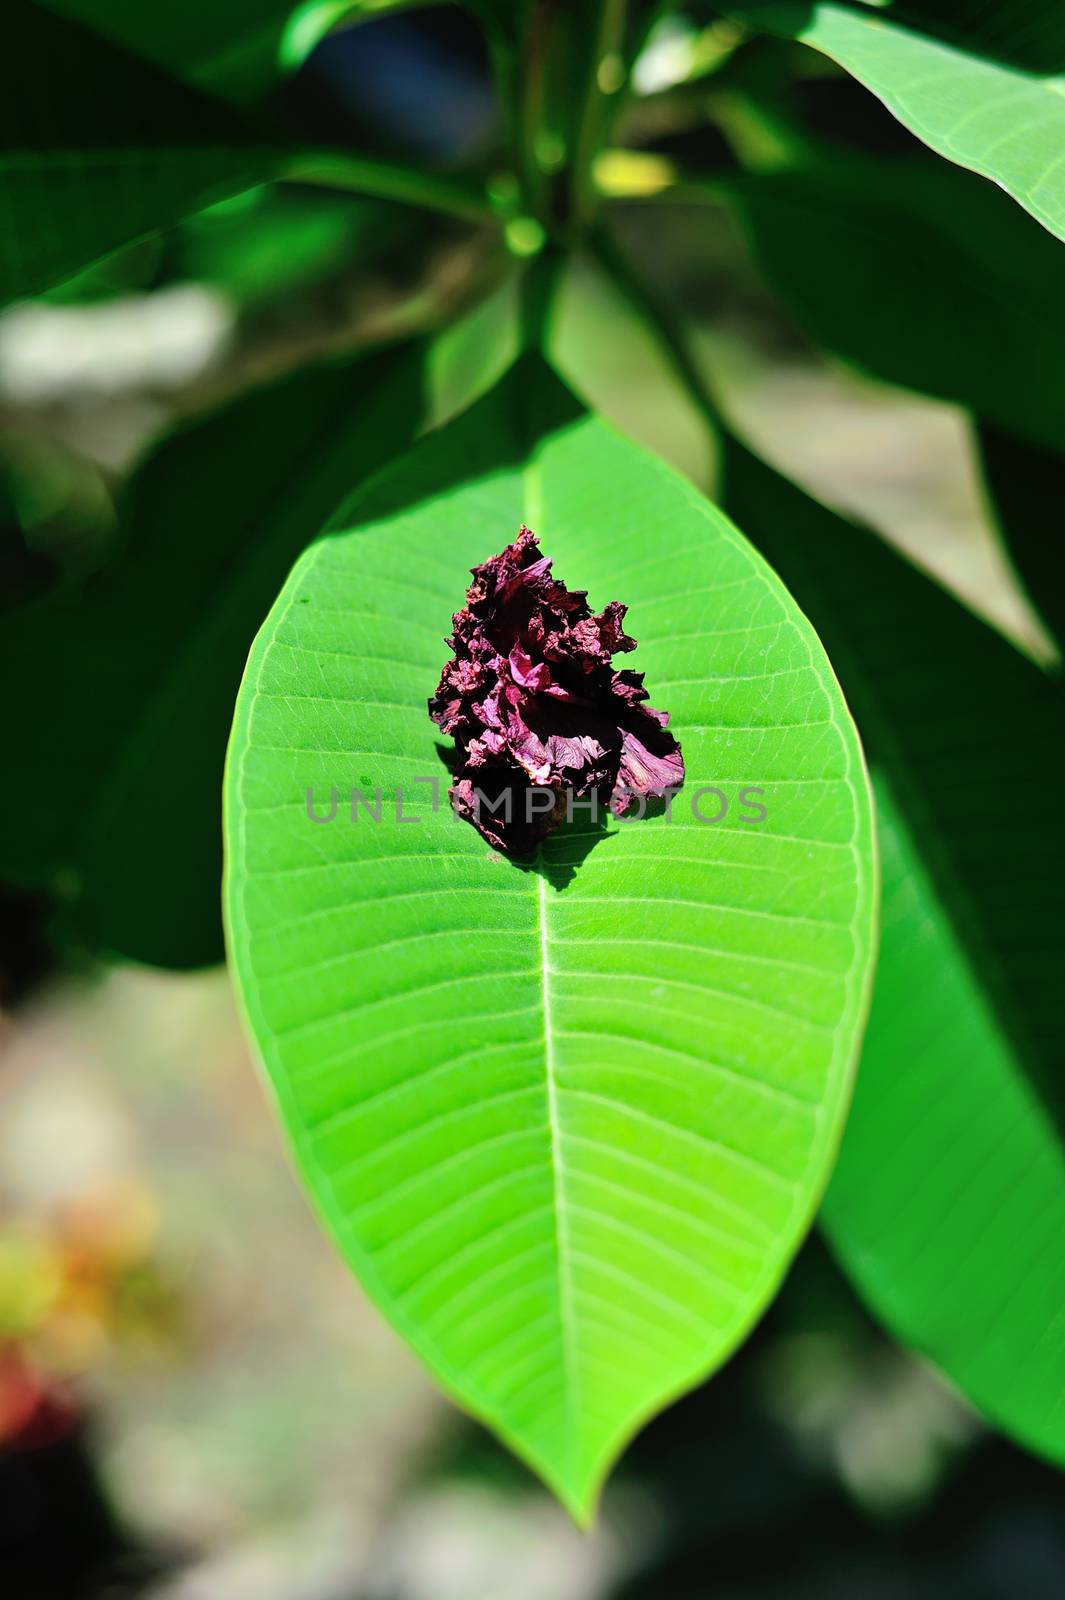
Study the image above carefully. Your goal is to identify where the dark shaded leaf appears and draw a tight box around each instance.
[0,341,425,967]
[978,424,1065,660]
[857,0,1065,73]
[0,0,277,303]
[41,0,301,102]
[719,431,1065,1464]
[721,153,1065,451]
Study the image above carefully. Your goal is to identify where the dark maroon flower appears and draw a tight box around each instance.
[429,526,685,852]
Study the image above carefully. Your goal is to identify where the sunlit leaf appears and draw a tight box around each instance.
[731,0,1065,242]
[223,354,877,1518]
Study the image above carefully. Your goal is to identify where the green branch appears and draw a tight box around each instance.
[519,245,564,353]
[519,0,558,220]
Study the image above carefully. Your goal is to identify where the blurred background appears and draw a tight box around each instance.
[2,5,1063,1597]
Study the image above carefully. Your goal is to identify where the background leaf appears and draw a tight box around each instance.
[0,340,424,967]
[867,0,1065,72]
[223,353,877,1518]
[719,433,1065,1465]
[720,153,1065,452]
[41,0,302,102]
[730,0,1065,242]
[0,0,277,303]
[977,424,1065,658]
[864,1,1065,72]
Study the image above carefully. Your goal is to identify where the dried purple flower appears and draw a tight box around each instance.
[429,526,685,853]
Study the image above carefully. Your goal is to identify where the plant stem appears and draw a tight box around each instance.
[570,0,628,229]
[589,223,723,438]
[520,0,558,220]
[519,246,564,353]
[485,15,522,181]
[281,151,500,224]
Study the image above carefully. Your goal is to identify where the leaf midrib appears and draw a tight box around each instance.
[536,855,577,1479]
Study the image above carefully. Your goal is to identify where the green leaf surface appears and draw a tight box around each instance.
[721,153,1065,452]
[1,0,277,303]
[223,354,877,1517]
[731,1,1065,242]
[720,434,1065,1464]
[0,342,424,967]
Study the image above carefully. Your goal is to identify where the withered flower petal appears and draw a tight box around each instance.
[428,527,685,852]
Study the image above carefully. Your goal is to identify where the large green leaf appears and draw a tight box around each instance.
[223,354,877,1518]
[731,1,1065,243]
[0,341,424,968]
[720,434,1065,1464]
[1,1,276,303]
[720,153,1065,452]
